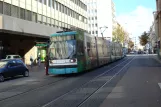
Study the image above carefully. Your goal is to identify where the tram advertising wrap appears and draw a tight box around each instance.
[48,31,124,75]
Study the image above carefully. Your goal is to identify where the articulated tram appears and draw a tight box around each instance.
[48,30,124,75]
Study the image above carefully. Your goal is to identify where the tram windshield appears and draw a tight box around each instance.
[49,36,76,59]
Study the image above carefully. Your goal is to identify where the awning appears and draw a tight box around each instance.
[35,43,48,47]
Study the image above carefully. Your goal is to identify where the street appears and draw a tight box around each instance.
[0,55,161,107]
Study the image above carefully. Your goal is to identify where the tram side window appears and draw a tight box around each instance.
[87,42,92,57]
[0,1,3,14]
[77,40,84,56]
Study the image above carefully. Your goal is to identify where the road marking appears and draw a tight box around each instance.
[42,57,132,107]
[158,83,161,89]
[76,56,135,107]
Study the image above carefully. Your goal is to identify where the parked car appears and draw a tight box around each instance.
[6,55,22,59]
[129,51,135,54]
[138,51,142,54]
[0,59,29,82]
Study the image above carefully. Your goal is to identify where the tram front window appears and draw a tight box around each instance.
[49,40,76,60]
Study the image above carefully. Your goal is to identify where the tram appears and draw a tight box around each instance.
[48,30,123,75]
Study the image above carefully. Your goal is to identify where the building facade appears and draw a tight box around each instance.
[0,0,88,33]
[149,22,157,53]
[86,0,115,41]
[86,0,98,37]
[0,0,88,64]
[154,0,161,57]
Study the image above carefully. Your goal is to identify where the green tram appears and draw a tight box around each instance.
[48,31,123,74]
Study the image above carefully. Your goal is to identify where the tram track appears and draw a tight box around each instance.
[76,56,135,107]
[41,56,134,107]
[0,76,68,93]
[0,58,126,95]
[0,77,68,101]
[0,56,131,105]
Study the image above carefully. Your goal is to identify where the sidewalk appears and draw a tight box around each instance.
[151,54,161,64]
[99,54,161,107]
[27,63,45,72]
[26,63,50,79]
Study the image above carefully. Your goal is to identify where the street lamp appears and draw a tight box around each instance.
[99,26,108,38]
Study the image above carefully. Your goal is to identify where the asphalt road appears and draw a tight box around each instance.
[0,55,161,107]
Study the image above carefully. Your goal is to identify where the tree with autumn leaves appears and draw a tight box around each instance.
[112,23,129,46]
[128,39,134,49]
[139,31,149,46]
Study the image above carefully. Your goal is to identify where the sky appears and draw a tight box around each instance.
[113,0,156,44]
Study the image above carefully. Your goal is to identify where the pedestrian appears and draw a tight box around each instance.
[45,55,49,75]
[37,56,41,67]
[30,55,33,68]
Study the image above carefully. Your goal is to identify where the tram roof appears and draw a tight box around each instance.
[50,31,77,37]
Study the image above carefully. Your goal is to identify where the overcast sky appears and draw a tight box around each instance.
[113,0,156,44]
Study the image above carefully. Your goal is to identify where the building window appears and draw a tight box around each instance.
[65,23,67,28]
[44,0,47,5]
[47,17,51,24]
[65,6,67,14]
[92,31,94,34]
[62,22,65,27]
[55,1,58,10]
[85,18,87,24]
[39,0,42,3]
[11,5,19,18]
[59,21,62,27]
[95,16,97,20]
[55,20,58,26]
[3,3,11,16]
[51,18,55,26]
[68,24,70,29]
[48,0,51,7]
[37,14,42,23]
[59,3,61,12]
[60,4,63,12]
[52,0,54,8]
[43,16,47,23]
[62,5,64,13]
[25,10,32,21]
[32,12,37,22]
[0,1,3,14]
[95,23,97,27]
[69,9,71,16]
[20,8,25,19]
[96,31,98,34]
[82,16,85,22]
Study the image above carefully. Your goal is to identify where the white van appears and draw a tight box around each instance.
[6,55,22,59]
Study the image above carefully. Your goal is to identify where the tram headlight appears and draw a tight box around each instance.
[70,59,76,63]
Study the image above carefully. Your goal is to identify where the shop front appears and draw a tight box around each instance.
[36,43,48,62]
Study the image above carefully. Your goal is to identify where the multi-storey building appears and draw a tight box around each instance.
[154,0,161,57]
[149,23,157,53]
[0,0,88,64]
[111,1,116,31]
[86,0,115,41]
[86,0,98,37]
